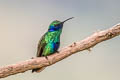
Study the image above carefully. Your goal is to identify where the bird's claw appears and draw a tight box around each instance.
[45,56,48,60]
[45,56,51,65]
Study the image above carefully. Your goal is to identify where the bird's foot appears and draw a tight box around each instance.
[45,56,48,60]
[45,56,51,65]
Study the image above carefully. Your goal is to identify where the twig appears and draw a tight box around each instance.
[0,23,120,78]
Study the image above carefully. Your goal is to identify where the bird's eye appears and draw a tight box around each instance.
[54,24,59,27]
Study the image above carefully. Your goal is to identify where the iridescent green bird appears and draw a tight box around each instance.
[32,17,74,73]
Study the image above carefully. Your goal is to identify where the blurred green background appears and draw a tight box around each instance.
[0,0,120,80]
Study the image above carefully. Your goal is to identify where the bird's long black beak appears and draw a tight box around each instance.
[62,17,74,23]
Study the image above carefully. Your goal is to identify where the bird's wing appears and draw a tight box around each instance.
[36,33,46,57]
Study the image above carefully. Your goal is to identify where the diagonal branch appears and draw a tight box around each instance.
[0,23,120,78]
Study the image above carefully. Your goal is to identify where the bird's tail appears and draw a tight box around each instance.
[32,67,46,73]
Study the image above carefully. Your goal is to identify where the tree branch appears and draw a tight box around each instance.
[0,23,120,78]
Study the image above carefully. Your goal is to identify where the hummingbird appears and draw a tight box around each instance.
[32,17,74,73]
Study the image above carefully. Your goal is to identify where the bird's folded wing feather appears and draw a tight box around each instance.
[37,33,47,57]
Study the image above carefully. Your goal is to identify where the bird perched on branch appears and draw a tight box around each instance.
[32,17,74,73]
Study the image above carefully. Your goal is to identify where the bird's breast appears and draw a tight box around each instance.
[45,31,61,43]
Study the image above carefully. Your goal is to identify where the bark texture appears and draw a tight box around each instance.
[0,23,120,78]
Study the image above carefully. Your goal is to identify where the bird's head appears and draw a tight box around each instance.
[48,17,74,32]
